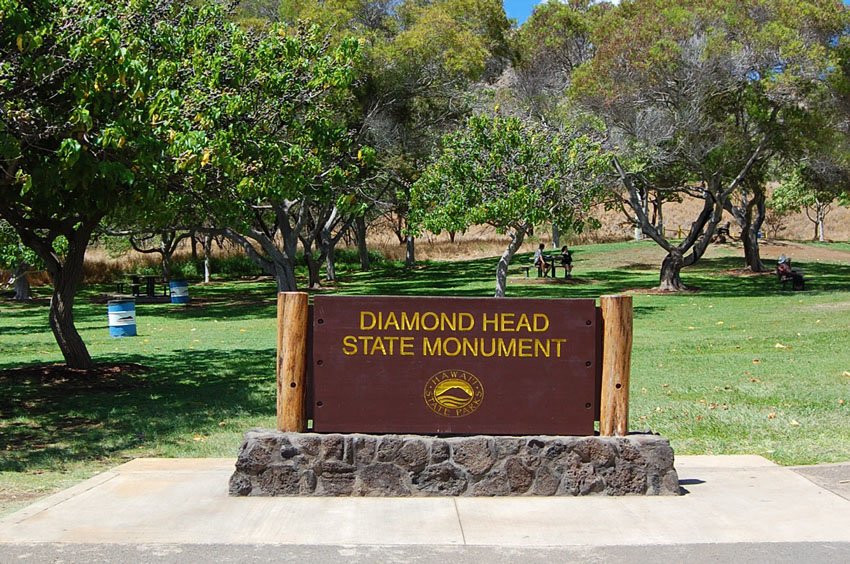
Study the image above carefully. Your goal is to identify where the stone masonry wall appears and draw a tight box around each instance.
[229,431,680,497]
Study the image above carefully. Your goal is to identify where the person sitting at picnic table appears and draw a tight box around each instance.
[559,245,573,278]
[777,255,805,290]
[533,243,551,277]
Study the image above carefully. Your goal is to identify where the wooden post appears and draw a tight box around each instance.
[600,295,633,436]
[276,292,309,432]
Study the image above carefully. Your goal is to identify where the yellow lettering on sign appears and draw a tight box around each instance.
[517,338,532,358]
[481,312,550,332]
[442,337,461,356]
[497,338,516,357]
[384,311,400,331]
[552,338,566,356]
[400,312,419,331]
[423,336,440,356]
[421,312,439,331]
[534,313,549,332]
[360,311,376,330]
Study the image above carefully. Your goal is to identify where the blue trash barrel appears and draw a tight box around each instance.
[169,280,190,304]
[107,299,137,337]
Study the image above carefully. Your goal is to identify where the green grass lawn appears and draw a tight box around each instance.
[2,239,850,514]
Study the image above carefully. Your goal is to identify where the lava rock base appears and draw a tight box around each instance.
[230,431,680,497]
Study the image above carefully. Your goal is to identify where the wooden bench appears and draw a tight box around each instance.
[519,260,565,278]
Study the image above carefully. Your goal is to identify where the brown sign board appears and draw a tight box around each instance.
[311,296,599,435]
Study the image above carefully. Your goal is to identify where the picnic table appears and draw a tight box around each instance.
[523,254,570,279]
[115,275,167,297]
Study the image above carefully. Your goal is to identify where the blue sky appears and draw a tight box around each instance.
[503,0,540,24]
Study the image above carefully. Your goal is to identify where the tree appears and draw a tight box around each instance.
[0,220,42,300]
[504,0,600,121]
[572,0,846,289]
[0,0,186,368]
[281,0,512,267]
[774,157,850,241]
[141,9,363,293]
[0,0,354,367]
[410,114,606,297]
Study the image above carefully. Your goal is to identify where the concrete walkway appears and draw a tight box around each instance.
[1,455,849,552]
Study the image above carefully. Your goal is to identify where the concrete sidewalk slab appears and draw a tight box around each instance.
[2,456,850,547]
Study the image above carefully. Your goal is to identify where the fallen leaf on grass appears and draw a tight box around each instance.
[839,399,846,406]
[752,359,761,364]
[767,412,776,419]
[774,343,788,349]
[790,420,800,427]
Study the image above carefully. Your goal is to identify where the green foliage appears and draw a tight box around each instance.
[333,247,386,267]
[410,114,607,236]
[96,235,133,259]
[209,255,266,278]
[776,159,850,212]
[280,0,512,251]
[0,220,38,269]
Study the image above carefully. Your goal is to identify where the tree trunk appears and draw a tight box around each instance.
[203,233,212,284]
[325,241,337,282]
[191,233,198,262]
[816,205,826,242]
[48,235,93,369]
[162,253,171,282]
[355,215,370,271]
[223,227,297,292]
[305,252,322,289]
[742,194,766,272]
[659,250,686,291]
[12,262,31,301]
[494,228,526,298]
[552,224,560,248]
[272,260,297,293]
[405,236,415,267]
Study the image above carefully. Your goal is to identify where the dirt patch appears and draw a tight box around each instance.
[719,269,775,277]
[0,363,150,392]
[758,242,850,263]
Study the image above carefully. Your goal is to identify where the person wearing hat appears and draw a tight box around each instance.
[777,255,805,290]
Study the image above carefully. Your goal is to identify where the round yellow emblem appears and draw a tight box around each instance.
[424,369,484,418]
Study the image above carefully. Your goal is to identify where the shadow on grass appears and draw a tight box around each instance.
[681,258,850,297]
[0,347,275,472]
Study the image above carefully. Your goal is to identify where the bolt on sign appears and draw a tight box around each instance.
[311,296,599,435]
